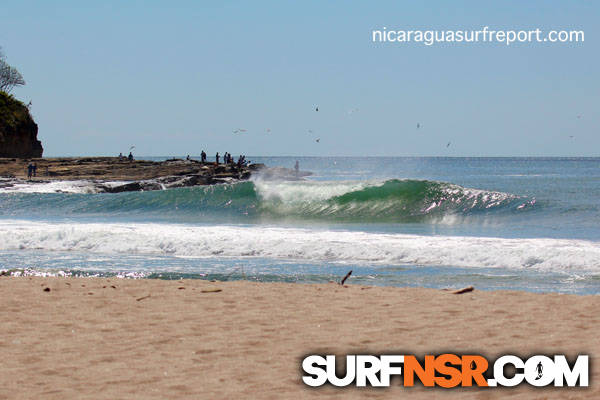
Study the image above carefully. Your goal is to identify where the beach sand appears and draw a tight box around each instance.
[0,277,597,399]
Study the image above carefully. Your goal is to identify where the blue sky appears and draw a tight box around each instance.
[1,0,597,156]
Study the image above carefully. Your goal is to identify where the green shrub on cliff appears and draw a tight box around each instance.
[0,90,43,158]
[0,90,31,129]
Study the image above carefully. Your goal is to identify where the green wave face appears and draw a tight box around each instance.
[0,179,534,223]
[327,179,447,220]
[256,179,532,222]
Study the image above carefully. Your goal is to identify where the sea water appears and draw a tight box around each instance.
[1,156,599,294]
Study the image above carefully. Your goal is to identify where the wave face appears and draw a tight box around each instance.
[257,179,533,222]
[0,179,535,224]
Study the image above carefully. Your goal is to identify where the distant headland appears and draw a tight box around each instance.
[0,91,43,158]
[1,47,43,158]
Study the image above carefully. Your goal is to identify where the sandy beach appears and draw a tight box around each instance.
[0,277,596,399]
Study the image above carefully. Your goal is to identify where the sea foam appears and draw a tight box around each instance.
[1,220,598,272]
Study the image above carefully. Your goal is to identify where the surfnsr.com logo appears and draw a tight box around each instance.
[302,354,589,388]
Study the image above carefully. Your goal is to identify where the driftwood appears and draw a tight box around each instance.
[201,288,222,293]
[452,286,474,295]
[340,270,352,285]
[136,294,151,301]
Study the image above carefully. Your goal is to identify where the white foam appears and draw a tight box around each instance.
[1,220,599,272]
[0,179,101,194]
[251,178,369,204]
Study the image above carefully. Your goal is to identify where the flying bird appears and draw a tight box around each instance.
[417,123,421,129]
[315,107,319,112]
[316,138,320,143]
[308,129,313,134]
[129,146,135,150]
[446,141,451,148]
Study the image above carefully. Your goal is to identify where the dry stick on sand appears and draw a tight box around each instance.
[453,286,474,295]
[201,288,222,293]
[136,294,151,301]
[340,270,352,286]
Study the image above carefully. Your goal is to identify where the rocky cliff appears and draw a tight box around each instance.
[0,91,43,158]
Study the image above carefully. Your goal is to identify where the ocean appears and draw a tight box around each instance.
[1,156,599,294]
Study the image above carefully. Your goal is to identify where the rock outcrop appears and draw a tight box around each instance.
[0,91,43,158]
[0,157,311,193]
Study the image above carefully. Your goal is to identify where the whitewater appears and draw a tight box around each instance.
[1,220,598,271]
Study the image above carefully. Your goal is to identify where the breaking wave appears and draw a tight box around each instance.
[0,179,535,223]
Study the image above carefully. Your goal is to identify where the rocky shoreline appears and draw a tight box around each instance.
[0,157,311,193]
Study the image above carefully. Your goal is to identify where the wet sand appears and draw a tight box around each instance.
[0,277,597,399]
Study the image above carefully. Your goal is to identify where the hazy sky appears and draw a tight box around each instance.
[1,1,597,157]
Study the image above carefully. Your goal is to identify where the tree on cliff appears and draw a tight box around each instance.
[0,47,25,94]
[0,47,42,158]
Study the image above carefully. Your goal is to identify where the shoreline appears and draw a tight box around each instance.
[0,276,597,398]
[0,267,597,296]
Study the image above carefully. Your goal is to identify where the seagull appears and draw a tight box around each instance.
[129,146,135,150]
[417,123,420,129]
[446,141,451,148]
[569,135,575,138]
[315,107,319,112]
[308,129,313,134]
[316,138,320,143]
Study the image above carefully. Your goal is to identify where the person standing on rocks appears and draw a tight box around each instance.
[201,151,206,163]
[216,152,220,165]
[27,163,33,179]
[32,163,37,177]
[128,152,134,162]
